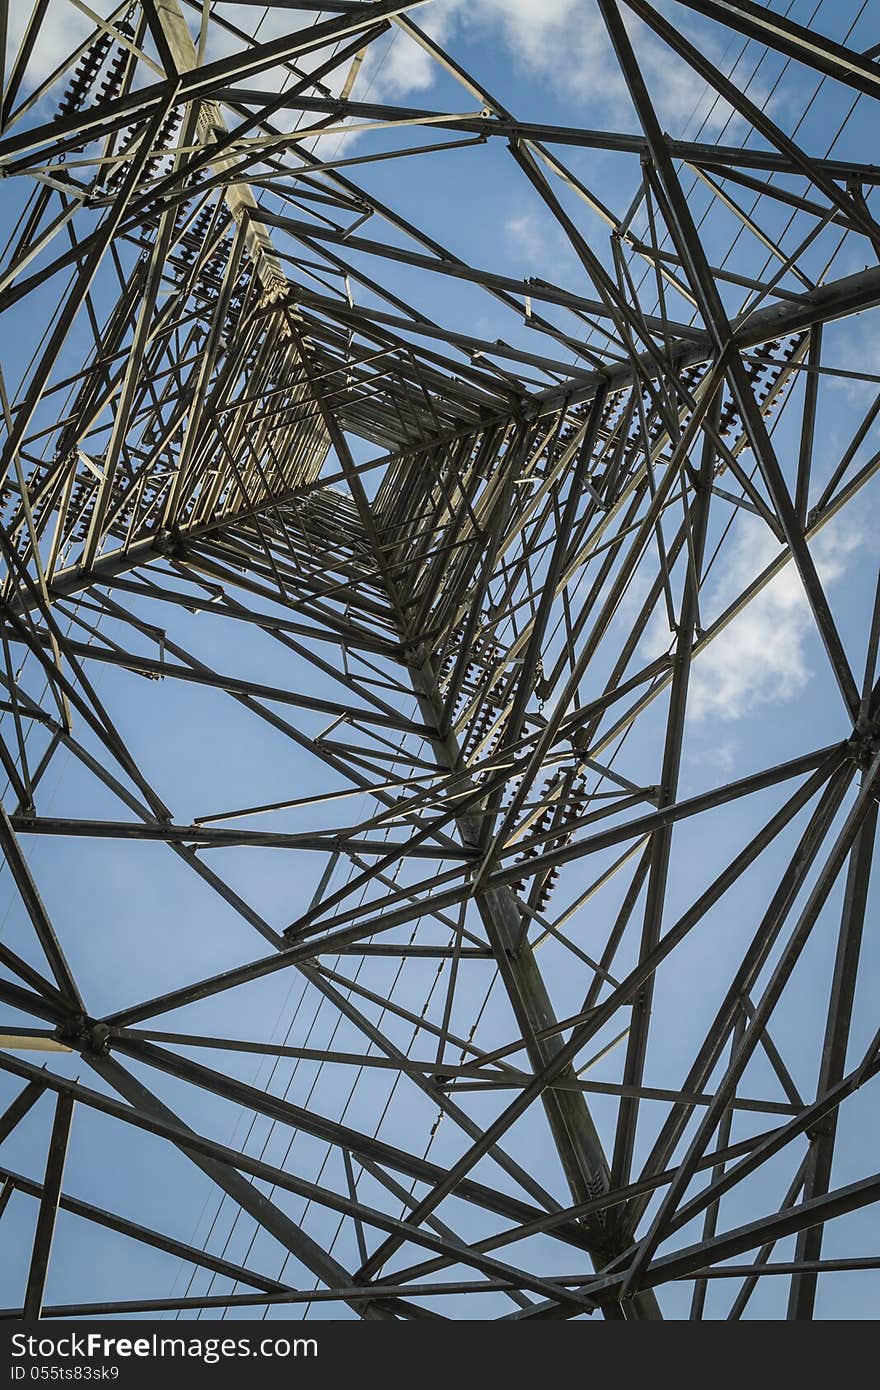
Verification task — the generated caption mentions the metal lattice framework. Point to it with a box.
[0,0,879,1321]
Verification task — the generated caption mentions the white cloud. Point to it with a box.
[685,517,863,722]
[5,0,92,100]
[505,213,542,258]
[348,3,456,105]
[367,29,437,98]
[7,1,744,164]
[354,0,737,137]
[504,209,578,275]
[687,738,737,776]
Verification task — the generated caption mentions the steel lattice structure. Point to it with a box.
[0,0,879,1322]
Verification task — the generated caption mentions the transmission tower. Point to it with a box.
[0,0,879,1321]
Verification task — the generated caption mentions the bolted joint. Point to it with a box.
[54,1014,87,1046]
[82,1022,112,1057]
[848,722,880,773]
[54,1017,111,1057]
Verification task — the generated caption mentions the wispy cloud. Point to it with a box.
[503,209,580,277]
[9,2,742,160]
[505,213,544,260]
[5,0,92,101]
[686,517,863,722]
[356,0,738,137]
[687,738,737,776]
